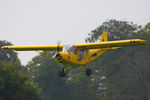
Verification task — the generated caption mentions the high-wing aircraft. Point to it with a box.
[2,31,147,76]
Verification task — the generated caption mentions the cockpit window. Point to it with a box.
[63,45,87,56]
[74,47,78,54]
[67,46,74,53]
[63,45,75,53]
[79,49,87,56]
[63,45,73,52]
[78,49,88,61]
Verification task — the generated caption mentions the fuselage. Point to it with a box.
[53,48,107,66]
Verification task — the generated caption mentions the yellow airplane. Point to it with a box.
[2,31,147,76]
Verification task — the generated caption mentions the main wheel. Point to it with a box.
[86,68,92,76]
[59,67,67,77]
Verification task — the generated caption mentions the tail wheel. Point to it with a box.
[59,67,67,77]
[86,68,92,76]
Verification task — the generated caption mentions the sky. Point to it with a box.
[0,0,150,65]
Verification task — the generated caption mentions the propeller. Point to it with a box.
[51,40,62,59]
[57,40,61,53]
[56,40,61,57]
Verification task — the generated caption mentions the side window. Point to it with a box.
[78,49,87,61]
[74,47,78,54]
[80,49,87,56]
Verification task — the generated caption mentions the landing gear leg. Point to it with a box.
[59,66,67,77]
[86,68,92,76]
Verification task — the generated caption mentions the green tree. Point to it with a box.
[85,19,141,42]
[0,62,42,100]
[27,51,102,100]
[0,41,18,63]
[68,66,103,100]
[0,40,42,100]
[27,51,73,100]
[85,19,150,100]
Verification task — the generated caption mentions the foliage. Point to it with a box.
[85,20,150,100]
[0,41,18,63]
[27,51,103,100]
[85,19,141,42]
[0,41,42,100]
[0,62,41,100]
[27,51,72,100]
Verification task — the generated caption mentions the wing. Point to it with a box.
[74,39,147,49]
[2,45,64,51]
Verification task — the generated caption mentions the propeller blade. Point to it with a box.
[57,40,61,53]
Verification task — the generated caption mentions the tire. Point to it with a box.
[58,67,66,77]
[86,68,92,76]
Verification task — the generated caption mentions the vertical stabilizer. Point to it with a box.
[100,31,108,42]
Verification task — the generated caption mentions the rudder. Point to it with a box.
[100,31,108,42]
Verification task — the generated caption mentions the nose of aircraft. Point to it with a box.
[55,53,61,57]
[54,52,62,61]
[52,53,61,59]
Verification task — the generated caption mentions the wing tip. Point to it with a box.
[1,46,8,49]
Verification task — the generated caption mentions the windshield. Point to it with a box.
[67,46,74,53]
[63,45,74,52]
[63,45,78,54]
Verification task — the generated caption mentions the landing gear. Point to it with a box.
[59,66,67,77]
[86,68,92,76]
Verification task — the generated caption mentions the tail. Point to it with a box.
[100,31,108,42]
[100,31,119,50]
